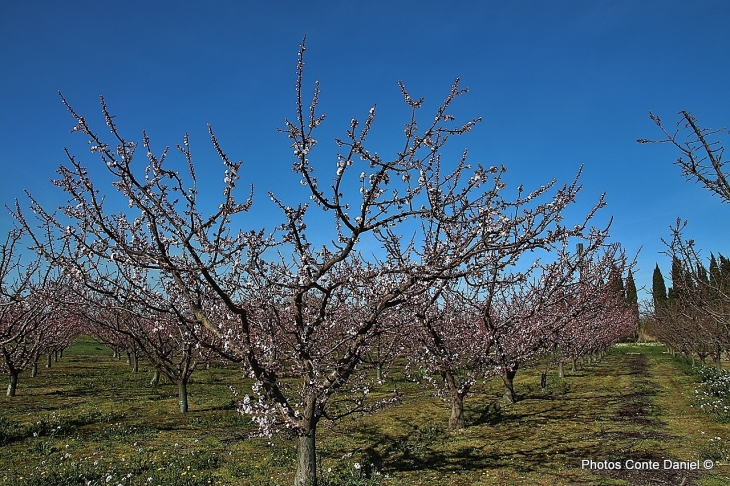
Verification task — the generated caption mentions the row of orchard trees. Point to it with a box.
[650,226,730,367]
[0,229,79,397]
[6,41,637,486]
[406,243,636,430]
[641,110,730,369]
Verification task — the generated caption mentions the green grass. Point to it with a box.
[1,339,728,485]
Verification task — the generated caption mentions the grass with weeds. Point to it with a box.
[0,338,728,485]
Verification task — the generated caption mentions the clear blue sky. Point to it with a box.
[1,1,728,304]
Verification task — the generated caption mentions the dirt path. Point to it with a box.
[588,353,728,486]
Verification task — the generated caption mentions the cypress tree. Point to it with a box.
[696,262,711,306]
[625,269,639,316]
[697,263,709,285]
[709,254,720,288]
[652,264,668,310]
[669,256,691,302]
[707,253,721,304]
[719,254,730,294]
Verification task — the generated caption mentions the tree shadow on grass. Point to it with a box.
[348,417,703,485]
[347,417,626,481]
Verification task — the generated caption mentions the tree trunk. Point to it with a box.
[46,353,52,368]
[558,361,564,378]
[501,366,518,404]
[132,353,139,373]
[449,393,465,431]
[716,350,723,370]
[571,358,577,372]
[295,434,317,486]
[150,368,160,386]
[376,362,383,382]
[178,379,189,413]
[54,350,59,362]
[540,361,551,389]
[126,350,132,366]
[7,371,18,397]
[31,361,38,378]
[295,395,319,486]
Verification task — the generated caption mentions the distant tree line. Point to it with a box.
[641,110,729,368]
[650,244,730,367]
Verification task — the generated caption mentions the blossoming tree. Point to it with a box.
[25,39,635,485]
[0,228,76,396]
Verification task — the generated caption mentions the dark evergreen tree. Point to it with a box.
[625,269,639,316]
[709,254,720,287]
[719,254,730,294]
[652,264,668,310]
[697,263,709,284]
[707,253,722,304]
[669,256,692,303]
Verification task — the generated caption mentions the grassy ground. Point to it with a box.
[0,340,728,485]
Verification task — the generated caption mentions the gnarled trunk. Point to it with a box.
[294,395,319,486]
[150,368,160,386]
[7,370,18,397]
[178,379,189,413]
[501,366,518,404]
[449,393,465,431]
[295,434,317,486]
